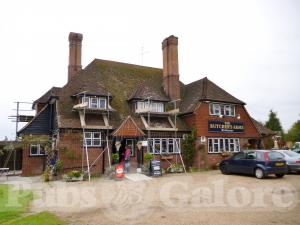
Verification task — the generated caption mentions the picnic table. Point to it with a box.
[0,168,9,180]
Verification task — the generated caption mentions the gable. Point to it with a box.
[18,104,53,136]
[112,116,145,137]
[181,77,245,113]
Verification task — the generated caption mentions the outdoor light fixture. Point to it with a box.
[237,114,241,119]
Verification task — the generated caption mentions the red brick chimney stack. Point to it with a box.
[162,35,180,101]
[68,32,83,82]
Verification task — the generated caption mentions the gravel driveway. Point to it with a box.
[4,171,300,225]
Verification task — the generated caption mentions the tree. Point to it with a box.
[265,110,283,133]
[286,120,300,142]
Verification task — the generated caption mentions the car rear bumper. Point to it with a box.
[288,164,300,172]
[265,167,288,175]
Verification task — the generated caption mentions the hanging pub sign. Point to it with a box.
[208,121,244,133]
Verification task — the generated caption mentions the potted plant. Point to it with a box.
[143,152,153,173]
[53,160,63,177]
[167,163,184,173]
[112,153,119,164]
[64,170,82,182]
[221,151,232,158]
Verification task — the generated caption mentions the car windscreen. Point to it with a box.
[284,151,300,158]
[268,151,284,160]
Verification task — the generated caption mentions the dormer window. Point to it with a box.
[209,103,235,117]
[82,97,107,109]
[136,101,164,113]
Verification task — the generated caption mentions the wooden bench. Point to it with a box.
[0,168,9,180]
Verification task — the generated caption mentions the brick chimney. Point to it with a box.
[162,35,180,101]
[68,32,83,82]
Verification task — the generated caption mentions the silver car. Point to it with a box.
[273,150,300,174]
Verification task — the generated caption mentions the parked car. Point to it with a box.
[292,148,300,154]
[292,142,300,149]
[272,150,300,174]
[220,150,288,179]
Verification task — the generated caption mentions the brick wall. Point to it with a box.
[183,102,261,168]
[193,103,260,138]
[59,130,105,175]
[22,146,46,176]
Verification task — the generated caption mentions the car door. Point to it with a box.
[243,151,257,174]
[229,151,246,173]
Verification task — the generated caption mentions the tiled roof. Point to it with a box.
[56,59,190,131]
[128,82,169,102]
[180,77,245,113]
[31,60,247,133]
[251,118,276,136]
[33,87,61,106]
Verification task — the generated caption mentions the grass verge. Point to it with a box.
[0,184,65,225]
[3,211,65,225]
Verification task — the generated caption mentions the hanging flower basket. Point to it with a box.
[221,151,232,158]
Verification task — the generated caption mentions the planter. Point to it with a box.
[63,174,83,182]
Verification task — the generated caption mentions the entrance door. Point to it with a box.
[126,139,135,157]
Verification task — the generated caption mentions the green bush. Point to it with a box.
[53,160,63,175]
[167,163,184,173]
[182,128,197,168]
[144,152,153,162]
[112,153,119,164]
[67,170,81,178]
[43,167,51,182]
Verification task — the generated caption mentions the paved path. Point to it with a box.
[125,173,152,182]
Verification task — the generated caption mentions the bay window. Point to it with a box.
[81,97,107,109]
[136,101,164,113]
[208,138,240,153]
[148,138,181,154]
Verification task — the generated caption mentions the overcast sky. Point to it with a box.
[0,0,299,140]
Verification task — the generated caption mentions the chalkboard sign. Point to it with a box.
[149,160,162,177]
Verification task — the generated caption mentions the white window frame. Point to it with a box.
[30,144,46,156]
[209,103,235,117]
[208,138,240,153]
[84,132,102,147]
[99,98,107,109]
[147,138,181,154]
[136,101,164,113]
[81,97,107,110]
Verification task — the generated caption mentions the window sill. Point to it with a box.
[83,146,103,148]
[29,154,46,157]
[208,151,239,154]
[150,153,181,155]
[209,114,236,118]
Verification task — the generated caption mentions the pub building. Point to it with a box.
[17,33,273,176]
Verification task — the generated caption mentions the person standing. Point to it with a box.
[124,145,131,173]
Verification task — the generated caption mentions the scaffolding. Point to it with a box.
[138,97,186,173]
[73,91,112,181]
[5,101,34,174]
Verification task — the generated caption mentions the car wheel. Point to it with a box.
[220,165,228,174]
[275,174,284,178]
[255,168,265,179]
